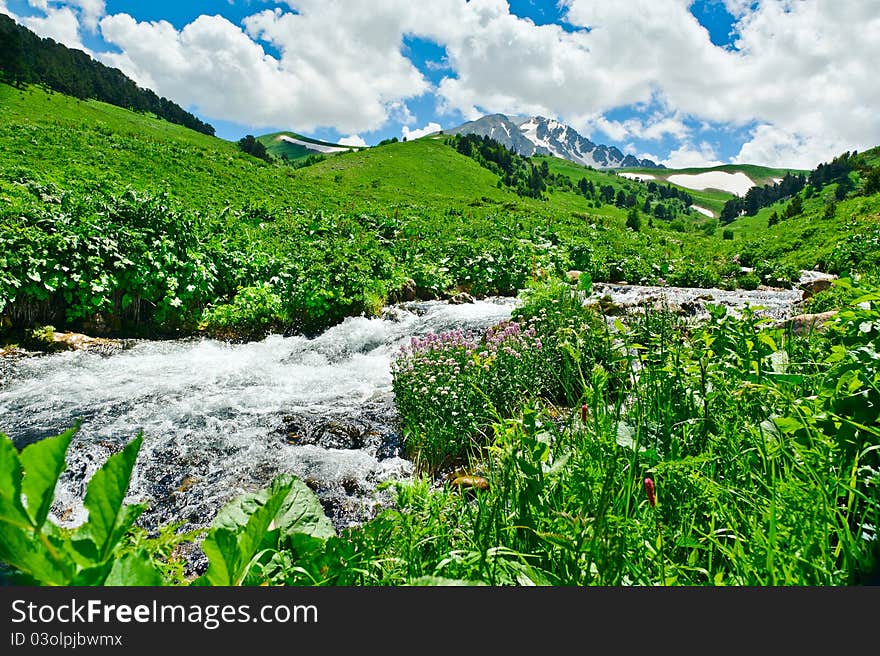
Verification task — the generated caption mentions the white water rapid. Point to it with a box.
[0,299,517,544]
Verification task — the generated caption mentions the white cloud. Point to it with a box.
[663,142,724,169]
[0,1,12,16]
[23,0,104,32]
[338,134,367,147]
[67,0,106,32]
[96,4,429,134]
[402,122,442,140]
[732,124,844,170]
[558,0,880,166]
[592,109,690,143]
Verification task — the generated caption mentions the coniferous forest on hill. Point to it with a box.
[0,15,879,588]
[0,13,215,136]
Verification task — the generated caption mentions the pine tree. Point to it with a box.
[626,207,642,231]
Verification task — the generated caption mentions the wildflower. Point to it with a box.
[644,478,656,507]
[580,404,588,423]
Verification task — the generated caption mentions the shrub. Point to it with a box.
[737,272,761,290]
[199,282,288,340]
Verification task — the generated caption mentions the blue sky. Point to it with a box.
[3,1,878,168]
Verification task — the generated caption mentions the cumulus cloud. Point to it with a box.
[338,134,367,147]
[559,0,880,166]
[67,0,105,32]
[592,110,691,143]
[663,142,724,169]
[402,122,442,140]
[96,4,429,133]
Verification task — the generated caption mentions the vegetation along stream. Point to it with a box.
[0,283,809,543]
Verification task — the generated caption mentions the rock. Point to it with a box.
[680,300,702,316]
[798,278,834,298]
[277,401,401,457]
[450,475,490,491]
[449,292,475,305]
[52,332,123,355]
[176,476,198,493]
[389,278,418,303]
[566,270,582,283]
[776,311,838,335]
[596,295,625,316]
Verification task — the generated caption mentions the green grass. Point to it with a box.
[1,81,877,339]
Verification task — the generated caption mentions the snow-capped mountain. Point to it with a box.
[446,114,663,169]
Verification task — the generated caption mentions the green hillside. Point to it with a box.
[1,81,879,341]
[618,163,809,216]
[257,131,360,162]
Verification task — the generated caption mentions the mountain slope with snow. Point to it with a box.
[446,114,662,169]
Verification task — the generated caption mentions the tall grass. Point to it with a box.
[313,279,879,586]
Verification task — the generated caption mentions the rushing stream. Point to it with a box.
[0,280,814,557]
[0,299,517,542]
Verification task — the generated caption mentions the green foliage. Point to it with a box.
[332,285,879,586]
[737,271,762,290]
[0,14,214,135]
[196,475,335,586]
[199,283,288,340]
[392,280,613,473]
[237,135,271,162]
[0,429,164,585]
[865,167,880,196]
[626,206,642,231]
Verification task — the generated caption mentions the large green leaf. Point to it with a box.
[77,435,144,560]
[20,428,76,529]
[274,477,336,541]
[198,476,295,586]
[0,523,73,585]
[105,551,164,586]
[0,434,29,528]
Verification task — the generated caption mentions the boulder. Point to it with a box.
[52,332,123,354]
[449,292,475,305]
[799,278,834,298]
[775,311,838,335]
[566,270,582,283]
[389,278,418,303]
[450,475,490,491]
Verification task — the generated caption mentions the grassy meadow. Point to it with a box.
[1,81,879,587]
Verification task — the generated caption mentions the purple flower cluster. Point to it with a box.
[486,321,543,353]
[392,320,547,380]
[404,329,478,356]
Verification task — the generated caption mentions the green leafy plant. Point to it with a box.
[0,428,163,585]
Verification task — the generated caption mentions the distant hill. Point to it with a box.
[618,163,809,217]
[446,114,662,169]
[0,13,214,136]
[1,80,878,338]
[256,131,361,162]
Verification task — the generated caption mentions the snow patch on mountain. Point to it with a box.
[667,172,755,196]
[446,114,663,170]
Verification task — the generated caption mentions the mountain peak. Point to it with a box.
[447,114,662,169]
